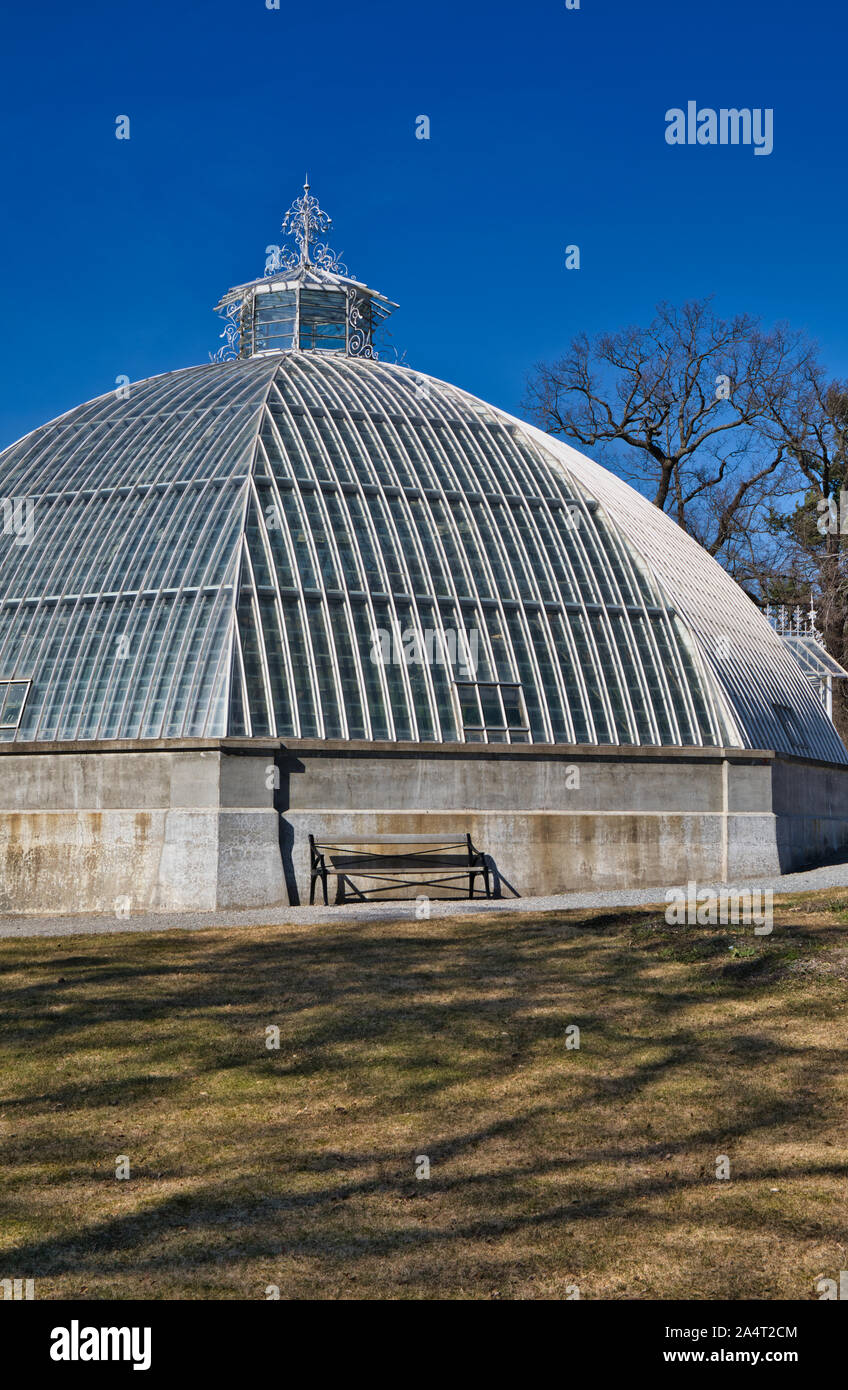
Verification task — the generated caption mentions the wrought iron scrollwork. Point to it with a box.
[347,293,375,359]
[210,301,242,362]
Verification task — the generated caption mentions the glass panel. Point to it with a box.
[479,684,504,728]
[387,497,428,594]
[673,616,719,745]
[395,597,436,741]
[0,681,27,727]
[512,507,557,602]
[550,612,591,744]
[299,290,346,347]
[279,489,317,588]
[323,493,363,590]
[266,402,314,483]
[505,610,546,740]
[185,600,232,737]
[164,594,215,737]
[253,290,297,353]
[310,414,354,484]
[305,598,343,738]
[456,683,482,730]
[346,493,386,591]
[483,609,515,683]
[415,598,458,741]
[364,493,407,595]
[407,496,450,598]
[73,599,123,739]
[568,611,610,742]
[534,506,578,603]
[327,600,366,739]
[282,598,318,737]
[237,591,271,737]
[350,598,389,739]
[140,597,196,739]
[611,612,653,744]
[526,609,569,742]
[245,497,275,589]
[652,615,696,744]
[303,494,340,590]
[121,596,173,739]
[588,612,633,744]
[228,640,249,736]
[97,597,153,739]
[430,500,472,598]
[255,480,296,588]
[255,594,294,737]
[630,613,674,744]
[372,598,413,740]
[501,685,527,732]
[449,501,494,599]
[468,502,514,599]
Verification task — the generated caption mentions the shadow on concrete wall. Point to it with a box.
[273,754,304,907]
[774,809,848,875]
[488,857,519,899]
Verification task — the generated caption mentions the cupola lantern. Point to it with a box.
[212,179,397,362]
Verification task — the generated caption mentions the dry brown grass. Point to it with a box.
[1,891,847,1300]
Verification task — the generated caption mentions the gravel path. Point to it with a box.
[2,859,848,937]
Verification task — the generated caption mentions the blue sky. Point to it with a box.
[1,0,845,447]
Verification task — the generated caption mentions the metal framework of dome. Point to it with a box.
[0,186,845,765]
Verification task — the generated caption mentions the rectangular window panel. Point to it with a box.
[0,680,29,729]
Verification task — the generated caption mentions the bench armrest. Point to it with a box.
[466,833,486,866]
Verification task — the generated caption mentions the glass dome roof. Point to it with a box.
[0,351,843,761]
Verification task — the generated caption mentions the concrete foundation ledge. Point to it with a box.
[0,741,847,912]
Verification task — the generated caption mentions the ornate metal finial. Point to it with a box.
[264,179,348,277]
[765,598,825,643]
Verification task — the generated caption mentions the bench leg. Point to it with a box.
[322,871,329,906]
[309,873,316,906]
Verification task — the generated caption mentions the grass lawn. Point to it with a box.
[1,892,847,1300]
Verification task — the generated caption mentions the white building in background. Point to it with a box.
[765,604,848,721]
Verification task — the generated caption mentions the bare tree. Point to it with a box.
[523,298,813,575]
[763,370,848,739]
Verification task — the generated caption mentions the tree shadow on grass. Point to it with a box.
[1,913,846,1292]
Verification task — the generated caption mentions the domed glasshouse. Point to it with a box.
[2,184,848,913]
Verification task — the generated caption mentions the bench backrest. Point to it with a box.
[312,834,468,849]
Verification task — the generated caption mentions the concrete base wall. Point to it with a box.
[0,746,286,914]
[0,739,847,912]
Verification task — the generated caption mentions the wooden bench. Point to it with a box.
[308,832,491,905]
